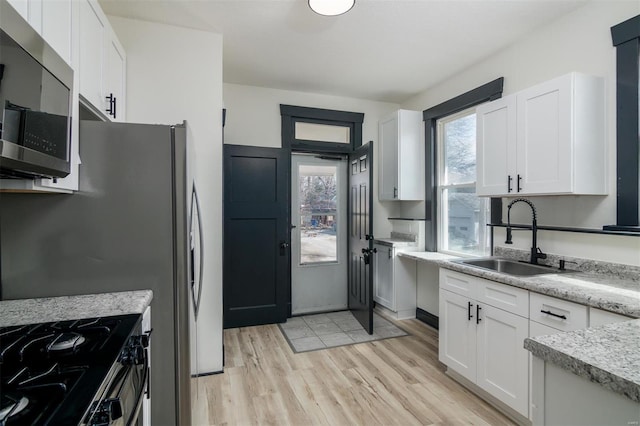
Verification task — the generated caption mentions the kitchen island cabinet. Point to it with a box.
[527,320,640,426]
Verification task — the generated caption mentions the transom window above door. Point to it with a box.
[295,122,351,144]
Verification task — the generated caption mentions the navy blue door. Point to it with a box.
[223,145,289,328]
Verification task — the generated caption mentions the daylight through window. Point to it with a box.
[437,108,490,256]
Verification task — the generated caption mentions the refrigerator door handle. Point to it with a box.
[190,183,204,319]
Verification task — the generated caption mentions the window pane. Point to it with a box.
[441,187,489,256]
[295,122,350,144]
[299,165,338,264]
[443,114,476,184]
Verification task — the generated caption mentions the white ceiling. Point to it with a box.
[100,0,590,104]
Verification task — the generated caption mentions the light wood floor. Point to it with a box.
[191,318,515,426]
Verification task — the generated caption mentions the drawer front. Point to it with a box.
[589,307,632,327]
[477,280,529,317]
[439,269,478,299]
[529,293,587,331]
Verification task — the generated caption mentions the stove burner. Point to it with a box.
[0,394,29,422]
[48,332,86,352]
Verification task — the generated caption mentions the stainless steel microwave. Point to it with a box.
[0,1,73,179]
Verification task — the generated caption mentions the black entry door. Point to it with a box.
[348,142,374,334]
[223,144,289,328]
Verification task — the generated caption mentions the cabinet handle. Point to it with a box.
[517,174,522,192]
[388,248,392,259]
[105,93,114,117]
[468,302,473,321]
[507,175,513,193]
[113,97,117,119]
[540,309,567,320]
[393,187,397,199]
[476,305,482,324]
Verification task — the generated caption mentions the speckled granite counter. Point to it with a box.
[397,251,459,262]
[525,320,640,402]
[374,237,419,247]
[0,290,153,326]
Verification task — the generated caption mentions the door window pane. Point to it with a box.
[443,114,476,184]
[298,165,338,264]
[295,122,350,144]
[441,187,489,256]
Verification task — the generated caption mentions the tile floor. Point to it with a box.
[278,310,408,353]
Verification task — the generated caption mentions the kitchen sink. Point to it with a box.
[453,258,562,276]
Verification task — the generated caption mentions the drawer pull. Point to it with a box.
[541,309,567,320]
[468,302,474,321]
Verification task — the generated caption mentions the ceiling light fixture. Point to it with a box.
[308,0,355,16]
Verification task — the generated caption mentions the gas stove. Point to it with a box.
[0,314,148,425]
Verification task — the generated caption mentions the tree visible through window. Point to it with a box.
[437,108,490,256]
[298,165,339,263]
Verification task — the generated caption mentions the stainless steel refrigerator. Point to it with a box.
[0,120,203,425]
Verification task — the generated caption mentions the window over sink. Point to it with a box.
[436,108,490,256]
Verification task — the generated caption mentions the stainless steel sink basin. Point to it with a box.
[453,258,561,276]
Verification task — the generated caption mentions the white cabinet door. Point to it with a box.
[439,289,477,383]
[79,0,106,112]
[379,114,399,200]
[476,95,516,196]
[105,36,126,122]
[476,304,529,417]
[378,110,423,201]
[374,244,394,310]
[516,74,572,194]
[42,0,72,65]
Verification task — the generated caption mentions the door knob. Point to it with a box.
[279,241,289,256]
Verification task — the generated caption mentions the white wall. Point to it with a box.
[109,16,224,378]
[223,83,404,238]
[401,0,640,266]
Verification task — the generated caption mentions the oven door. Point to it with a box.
[87,353,148,426]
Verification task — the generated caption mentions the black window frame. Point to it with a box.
[605,15,640,231]
[422,78,504,251]
[280,105,364,154]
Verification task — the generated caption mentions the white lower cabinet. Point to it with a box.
[439,269,529,417]
[476,304,529,416]
[589,307,631,327]
[373,244,417,319]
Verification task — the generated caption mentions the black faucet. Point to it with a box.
[505,198,547,265]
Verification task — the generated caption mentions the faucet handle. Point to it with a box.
[559,259,578,270]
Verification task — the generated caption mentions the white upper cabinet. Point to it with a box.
[79,0,126,122]
[477,73,605,197]
[42,0,73,65]
[79,0,105,112]
[105,36,126,122]
[379,110,424,201]
[6,0,72,65]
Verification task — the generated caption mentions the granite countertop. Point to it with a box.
[397,251,460,262]
[524,320,640,402]
[374,231,420,248]
[374,237,418,248]
[0,290,153,327]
